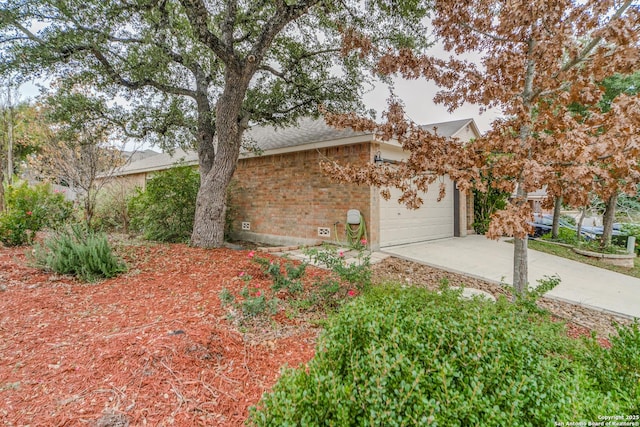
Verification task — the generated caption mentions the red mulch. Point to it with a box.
[562,319,612,348]
[0,244,324,426]
[0,242,614,426]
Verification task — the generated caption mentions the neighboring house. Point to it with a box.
[111,117,480,250]
[526,187,549,213]
[25,148,160,202]
[510,186,554,214]
[121,149,161,163]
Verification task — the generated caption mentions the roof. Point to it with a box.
[113,149,198,176]
[114,117,477,177]
[122,149,161,163]
[245,117,367,151]
[421,118,477,138]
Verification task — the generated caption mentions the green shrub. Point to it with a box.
[128,165,200,242]
[31,225,127,282]
[253,255,306,294]
[473,185,508,235]
[0,212,30,247]
[92,186,135,232]
[560,214,577,226]
[249,286,638,426]
[541,226,578,245]
[240,292,278,317]
[219,285,279,320]
[578,239,627,254]
[0,182,73,246]
[304,245,371,290]
[620,223,640,254]
[576,321,640,414]
[515,274,561,314]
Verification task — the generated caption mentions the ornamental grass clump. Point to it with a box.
[249,286,640,426]
[31,225,127,282]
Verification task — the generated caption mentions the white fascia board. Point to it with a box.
[376,138,402,148]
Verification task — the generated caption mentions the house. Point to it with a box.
[111,117,480,250]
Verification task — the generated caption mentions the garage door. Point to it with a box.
[379,178,455,247]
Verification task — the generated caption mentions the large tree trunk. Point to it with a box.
[600,192,618,249]
[190,75,248,248]
[551,195,562,239]
[191,171,232,247]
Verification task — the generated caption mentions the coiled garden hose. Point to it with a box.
[345,214,367,247]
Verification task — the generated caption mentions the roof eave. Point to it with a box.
[240,133,375,159]
[106,159,199,178]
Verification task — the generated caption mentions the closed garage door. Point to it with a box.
[379,177,455,247]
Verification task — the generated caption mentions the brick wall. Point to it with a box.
[230,143,373,246]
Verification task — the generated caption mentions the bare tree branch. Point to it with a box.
[91,49,198,99]
[559,0,634,74]
[258,64,291,82]
[178,0,239,69]
[246,0,321,71]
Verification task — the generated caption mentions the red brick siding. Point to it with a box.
[230,143,372,245]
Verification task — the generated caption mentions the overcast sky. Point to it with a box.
[363,77,501,134]
[16,39,502,136]
[19,78,501,135]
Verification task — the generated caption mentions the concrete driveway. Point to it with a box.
[382,235,640,319]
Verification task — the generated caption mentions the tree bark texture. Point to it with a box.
[551,195,562,239]
[601,192,618,249]
[511,37,536,296]
[190,75,250,248]
[577,207,586,242]
[513,179,529,296]
[513,235,529,296]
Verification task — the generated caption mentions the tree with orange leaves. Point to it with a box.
[323,0,640,295]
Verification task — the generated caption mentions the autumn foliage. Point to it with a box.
[323,0,640,292]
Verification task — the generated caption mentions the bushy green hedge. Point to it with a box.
[621,223,640,254]
[128,165,200,243]
[31,225,127,282]
[249,286,640,426]
[0,182,73,246]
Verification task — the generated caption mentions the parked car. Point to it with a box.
[528,213,622,240]
[529,214,567,238]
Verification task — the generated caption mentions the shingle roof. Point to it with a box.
[115,117,476,176]
[245,117,367,151]
[122,149,161,163]
[114,149,198,176]
[420,118,475,137]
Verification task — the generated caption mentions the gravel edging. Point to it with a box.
[372,257,634,337]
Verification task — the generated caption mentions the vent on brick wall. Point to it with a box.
[318,227,330,237]
[242,222,251,231]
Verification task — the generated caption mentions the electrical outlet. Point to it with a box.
[242,222,250,231]
[318,227,330,237]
